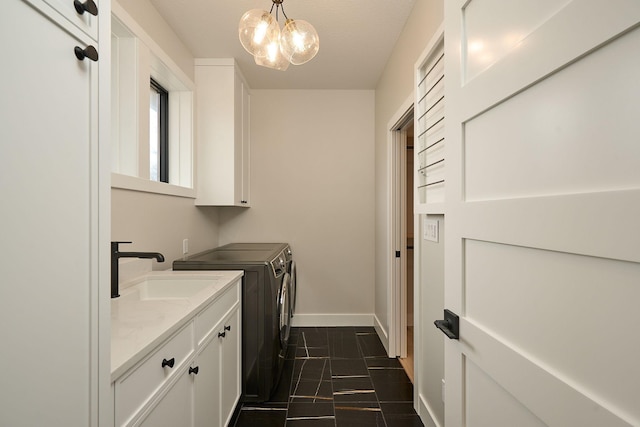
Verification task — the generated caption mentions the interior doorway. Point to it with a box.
[389,102,415,382]
[399,122,414,381]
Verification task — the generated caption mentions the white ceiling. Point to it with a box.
[148,0,417,89]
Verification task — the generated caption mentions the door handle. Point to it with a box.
[434,309,459,340]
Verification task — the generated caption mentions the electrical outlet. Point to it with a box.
[182,238,189,255]
[424,218,439,242]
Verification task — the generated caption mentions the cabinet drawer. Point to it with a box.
[195,281,240,345]
[42,0,99,40]
[115,323,194,426]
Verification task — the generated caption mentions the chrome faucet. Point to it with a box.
[111,241,165,298]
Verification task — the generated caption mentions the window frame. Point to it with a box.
[150,77,169,183]
[110,8,195,199]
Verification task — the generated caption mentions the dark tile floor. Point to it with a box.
[232,327,424,427]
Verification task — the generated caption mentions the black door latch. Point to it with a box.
[434,309,459,340]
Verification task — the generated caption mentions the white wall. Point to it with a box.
[217,90,376,325]
[374,0,443,342]
[112,189,219,267]
[112,0,219,266]
[113,0,194,81]
[373,0,444,425]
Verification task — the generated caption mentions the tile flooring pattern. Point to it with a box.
[232,327,424,427]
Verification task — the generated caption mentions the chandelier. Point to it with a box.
[238,0,319,71]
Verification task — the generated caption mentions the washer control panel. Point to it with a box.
[270,251,288,277]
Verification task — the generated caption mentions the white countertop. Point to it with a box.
[111,270,243,380]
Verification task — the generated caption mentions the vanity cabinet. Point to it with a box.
[194,59,250,207]
[2,0,109,425]
[194,309,241,427]
[138,369,193,427]
[113,280,241,427]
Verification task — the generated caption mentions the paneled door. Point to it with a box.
[443,1,640,426]
[1,1,104,426]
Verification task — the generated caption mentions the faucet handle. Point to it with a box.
[111,241,132,252]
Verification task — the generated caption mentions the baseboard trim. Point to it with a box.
[291,313,374,327]
[418,392,442,427]
[373,314,389,355]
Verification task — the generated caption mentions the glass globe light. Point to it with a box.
[280,19,319,65]
[238,9,280,58]
[254,39,290,71]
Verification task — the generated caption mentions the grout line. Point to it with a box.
[239,327,419,427]
[291,357,307,407]
[328,329,337,427]
[334,406,382,412]
[331,375,370,381]
[241,407,288,411]
[314,360,328,403]
[286,416,336,421]
[333,390,376,395]
[354,327,389,427]
[302,331,310,358]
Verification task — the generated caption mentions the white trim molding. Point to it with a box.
[112,173,196,198]
[386,93,415,359]
[374,314,390,355]
[291,313,374,328]
[418,392,443,427]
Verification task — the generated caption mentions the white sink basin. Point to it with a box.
[125,276,225,301]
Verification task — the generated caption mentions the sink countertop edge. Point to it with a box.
[110,270,244,381]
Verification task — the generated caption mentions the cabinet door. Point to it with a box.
[194,307,241,427]
[138,369,193,427]
[240,81,250,206]
[233,74,244,205]
[42,0,99,40]
[220,309,241,427]
[0,2,98,425]
[194,62,251,207]
[193,334,222,427]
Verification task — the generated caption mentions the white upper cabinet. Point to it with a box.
[195,59,251,207]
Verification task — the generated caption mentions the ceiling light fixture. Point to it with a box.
[238,0,319,71]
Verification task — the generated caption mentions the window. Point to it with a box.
[150,78,168,183]
[110,12,195,198]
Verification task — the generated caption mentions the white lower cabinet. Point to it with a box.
[194,333,222,427]
[114,281,241,427]
[194,309,241,427]
[220,309,241,426]
[138,369,193,427]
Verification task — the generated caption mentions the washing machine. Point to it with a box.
[283,247,296,317]
[172,243,293,402]
[223,243,297,318]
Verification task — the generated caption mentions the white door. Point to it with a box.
[443,1,640,426]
